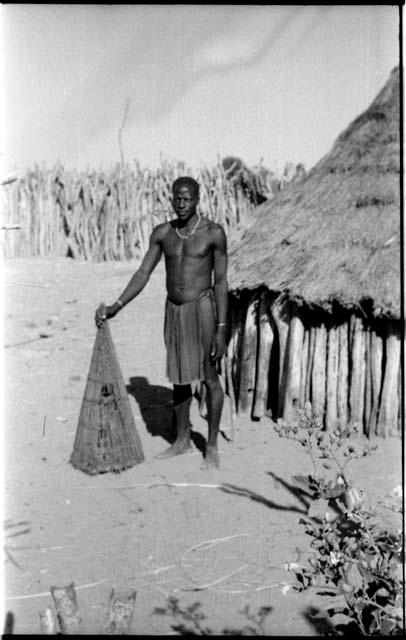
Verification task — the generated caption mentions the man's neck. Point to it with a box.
[177,212,199,230]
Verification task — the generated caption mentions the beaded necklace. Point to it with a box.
[175,214,201,239]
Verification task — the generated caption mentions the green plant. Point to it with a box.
[153,596,272,635]
[275,404,404,636]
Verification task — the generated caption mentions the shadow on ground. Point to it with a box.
[267,471,312,511]
[219,482,308,515]
[126,376,206,455]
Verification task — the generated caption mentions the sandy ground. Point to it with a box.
[2,257,402,635]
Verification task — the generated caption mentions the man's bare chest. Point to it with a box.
[162,231,212,260]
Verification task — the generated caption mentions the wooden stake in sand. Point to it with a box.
[39,607,57,635]
[50,583,81,634]
[103,588,137,635]
[70,308,144,474]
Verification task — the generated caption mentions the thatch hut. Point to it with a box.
[227,66,401,437]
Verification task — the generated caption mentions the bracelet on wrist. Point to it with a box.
[217,322,226,327]
[116,298,124,309]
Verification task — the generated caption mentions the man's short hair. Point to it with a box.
[172,176,200,198]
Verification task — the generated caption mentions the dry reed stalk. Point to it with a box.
[311,322,327,421]
[270,297,292,417]
[376,321,400,436]
[282,307,305,421]
[326,324,339,431]
[238,294,259,416]
[3,159,260,260]
[337,322,349,429]
[252,291,274,419]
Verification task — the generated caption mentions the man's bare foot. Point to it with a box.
[201,445,220,470]
[155,440,192,460]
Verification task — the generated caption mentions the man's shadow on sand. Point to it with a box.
[126,376,206,455]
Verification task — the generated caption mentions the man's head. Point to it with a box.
[171,177,200,223]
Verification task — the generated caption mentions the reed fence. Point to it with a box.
[1,158,283,261]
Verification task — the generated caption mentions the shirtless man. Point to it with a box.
[95,177,228,469]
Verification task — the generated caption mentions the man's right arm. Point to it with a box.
[96,225,165,324]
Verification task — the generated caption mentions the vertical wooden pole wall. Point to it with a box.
[227,290,401,437]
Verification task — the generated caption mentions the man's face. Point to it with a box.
[172,185,198,222]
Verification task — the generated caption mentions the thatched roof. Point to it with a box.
[229,66,401,319]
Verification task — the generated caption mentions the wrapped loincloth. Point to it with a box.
[164,289,215,385]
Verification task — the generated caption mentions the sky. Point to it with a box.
[2,4,401,175]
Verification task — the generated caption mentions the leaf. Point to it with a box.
[344,563,363,589]
[380,616,397,635]
[307,498,329,519]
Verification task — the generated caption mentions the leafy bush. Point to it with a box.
[275,404,404,636]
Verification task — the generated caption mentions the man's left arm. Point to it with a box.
[211,225,228,362]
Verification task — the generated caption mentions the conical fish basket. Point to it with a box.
[70,320,144,474]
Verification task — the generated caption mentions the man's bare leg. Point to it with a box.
[202,373,224,469]
[155,384,193,459]
[200,294,224,470]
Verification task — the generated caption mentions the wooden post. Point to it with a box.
[376,321,400,437]
[349,316,366,432]
[50,583,81,634]
[230,299,246,410]
[398,363,402,434]
[370,327,384,435]
[282,308,305,422]
[311,322,327,421]
[103,588,137,635]
[305,326,316,407]
[238,294,258,416]
[224,352,236,440]
[364,328,372,436]
[270,297,292,417]
[299,329,310,408]
[326,324,339,431]
[337,322,349,430]
[227,301,241,414]
[39,607,57,635]
[252,291,274,419]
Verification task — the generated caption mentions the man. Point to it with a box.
[95,177,228,469]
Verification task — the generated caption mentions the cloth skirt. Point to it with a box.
[164,290,214,385]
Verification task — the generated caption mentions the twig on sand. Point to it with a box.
[182,533,249,555]
[5,578,109,602]
[127,565,177,580]
[179,564,250,592]
[180,533,249,583]
[4,281,50,288]
[209,581,289,595]
[73,482,224,490]
[4,546,24,571]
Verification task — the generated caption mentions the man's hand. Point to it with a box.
[94,302,120,328]
[210,328,227,363]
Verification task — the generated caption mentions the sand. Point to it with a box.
[3,257,402,635]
